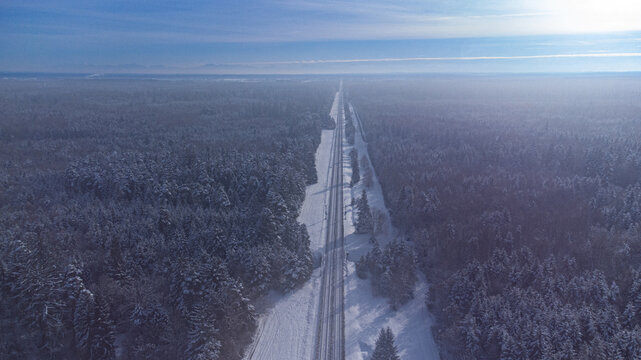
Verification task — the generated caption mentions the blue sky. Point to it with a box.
[2,0,641,73]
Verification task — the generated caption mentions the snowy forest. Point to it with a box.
[349,76,641,359]
[0,79,335,359]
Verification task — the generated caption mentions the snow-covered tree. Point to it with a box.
[356,190,373,234]
[185,305,221,360]
[371,327,400,360]
[90,294,115,360]
[350,148,360,186]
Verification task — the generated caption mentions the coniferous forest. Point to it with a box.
[3,75,641,360]
[0,79,335,359]
[348,76,641,359]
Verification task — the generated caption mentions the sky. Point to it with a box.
[1,0,641,74]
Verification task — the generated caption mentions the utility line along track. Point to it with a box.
[315,84,345,360]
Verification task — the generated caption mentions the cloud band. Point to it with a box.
[239,52,641,66]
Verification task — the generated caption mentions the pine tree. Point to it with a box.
[267,189,289,221]
[500,330,521,360]
[90,294,115,360]
[350,148,360,186]
[106,236,130,285]
[368,240,383,277]
[371,327,401,360]
[356,190,372,234]
[185,305,221,360]
[257,207,281,243]
[73,289,115,359]
[73,289,93,358]
[385,241,417,308]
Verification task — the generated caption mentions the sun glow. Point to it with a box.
[540,0,641,33]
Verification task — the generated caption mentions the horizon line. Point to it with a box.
[2,70,641,78]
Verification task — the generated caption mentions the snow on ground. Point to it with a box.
[244,91,340,360]
[244,89,439,360]
[343,103,440,360]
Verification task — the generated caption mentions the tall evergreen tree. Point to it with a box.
[90,294,115,360]
[73,289,115,359]
[371,327,400,360]
[73,289,93,358]
[356,190,373,234]
[185,305,221,360]
[350,148,360,186]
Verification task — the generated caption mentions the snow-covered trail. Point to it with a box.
[244,90,342,360]
[343,102,440,360]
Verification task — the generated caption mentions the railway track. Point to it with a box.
[314,83,345,360]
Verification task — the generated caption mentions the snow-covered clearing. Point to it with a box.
[343,103,440,360]
[244,91,341,360]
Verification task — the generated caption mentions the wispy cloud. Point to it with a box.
[3,0,641,45]
[236,52,641,65]
[2,0,641,72]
